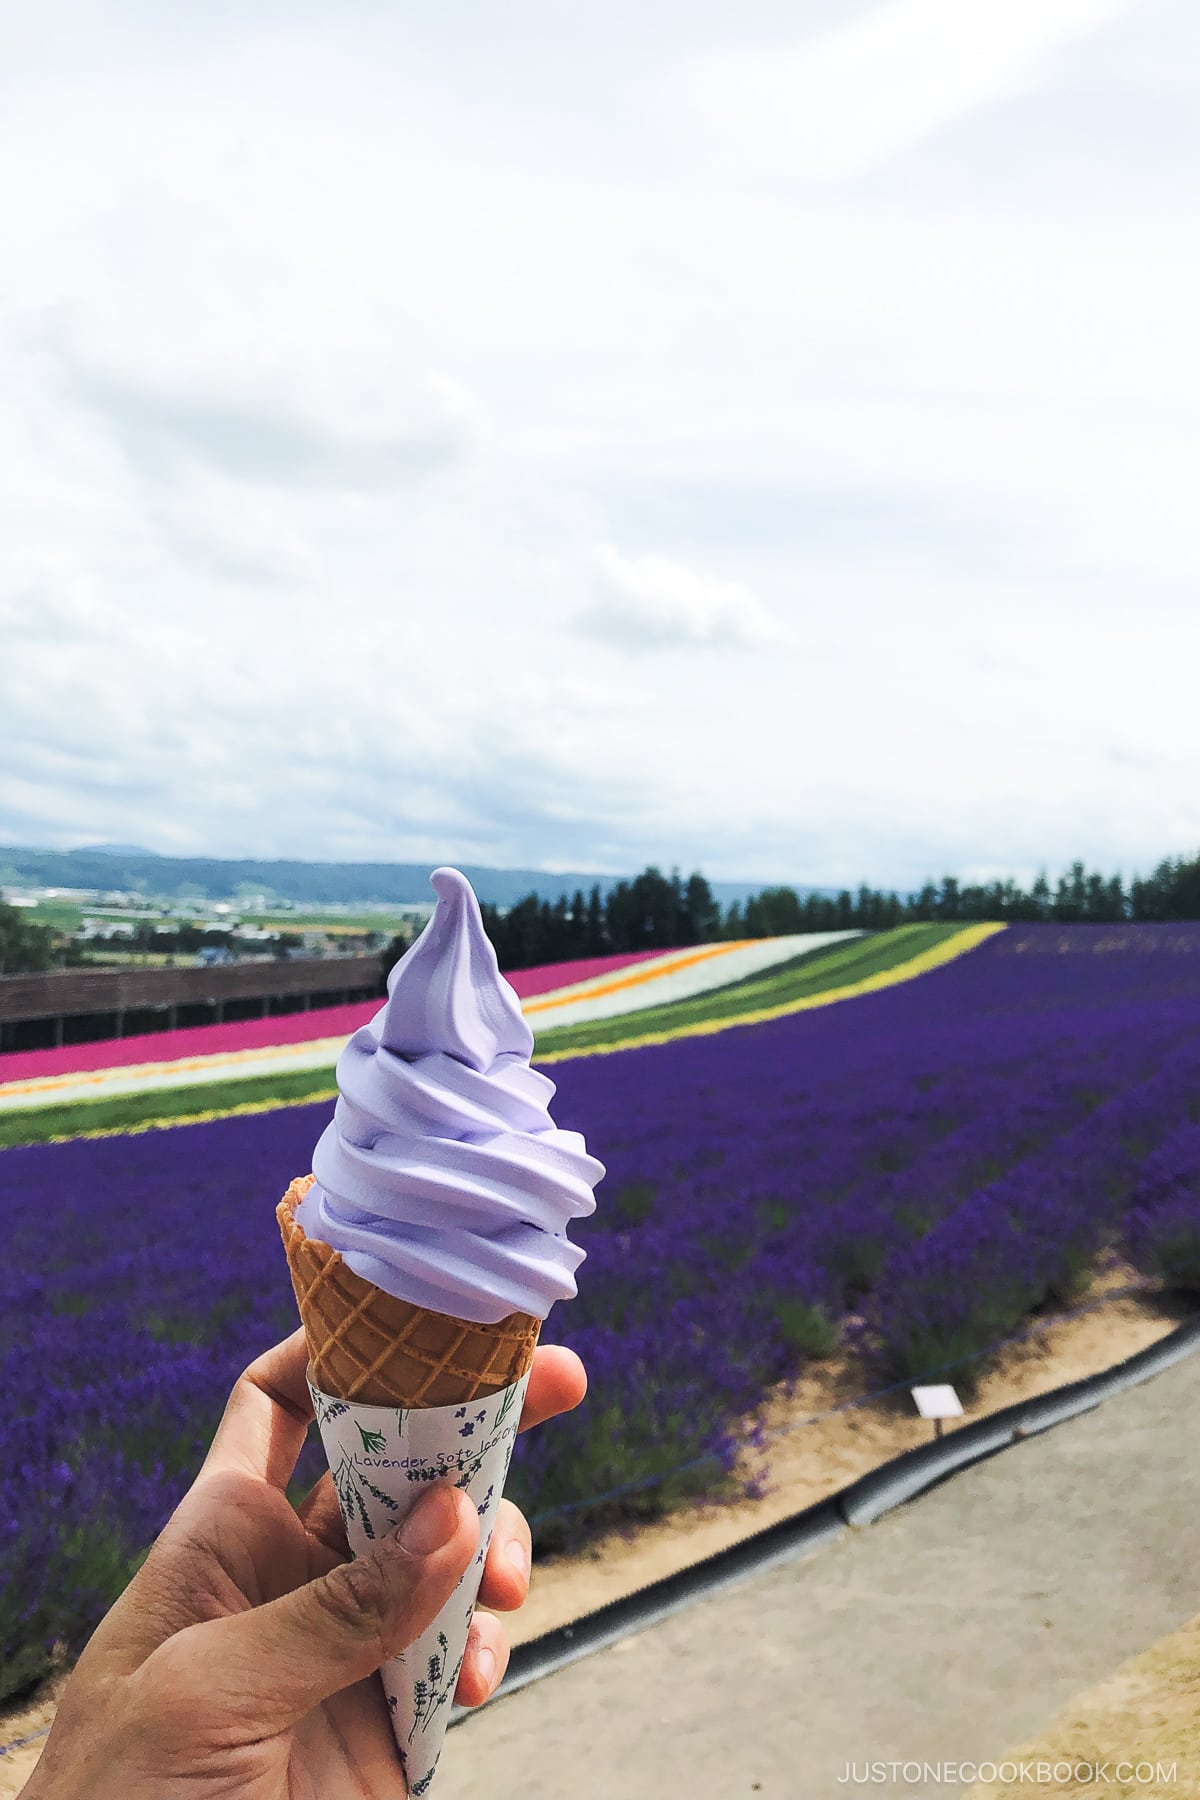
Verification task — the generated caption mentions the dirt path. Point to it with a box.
[446,1337,1200,1800]
[1,1272,1190,1797]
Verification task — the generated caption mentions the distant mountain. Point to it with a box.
[0,846,832,909]
[81,843,158,856]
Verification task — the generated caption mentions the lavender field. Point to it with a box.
[3,924,1200,1698]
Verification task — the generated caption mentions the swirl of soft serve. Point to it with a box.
[297,867,604,1323]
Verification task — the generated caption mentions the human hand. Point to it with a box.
[22,1329,585,1800]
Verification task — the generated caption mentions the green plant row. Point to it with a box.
[531,923,970,1058]
[0,1069,338,1149]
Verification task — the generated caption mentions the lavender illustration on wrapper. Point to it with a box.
[306,1372,531,1794]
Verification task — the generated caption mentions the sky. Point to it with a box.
[2,0,1198,891]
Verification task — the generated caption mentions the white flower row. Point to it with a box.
[523,933,860,1031]
[0,932,861,1110]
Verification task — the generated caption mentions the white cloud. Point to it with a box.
[0,552,110,644]
[44,326,477,494]
[683,0,1136,180]
[145,470,316,588]
[0,2,1198,888]
[581,543,781,649]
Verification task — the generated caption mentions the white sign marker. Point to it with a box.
[911,1384,964,1420]
[911,1384,964,1438]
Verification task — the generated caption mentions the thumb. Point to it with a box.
[153,1485,479,1738]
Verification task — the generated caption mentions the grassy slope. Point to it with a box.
[26,900,85,931]
[0,925,986,1147]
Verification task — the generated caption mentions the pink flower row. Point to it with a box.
[0,949,668,1083]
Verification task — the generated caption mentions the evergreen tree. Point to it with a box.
[1131,852,1200,920]
[570,889,587,952]
[380,931,410,986]
[684,871,720,943]
[0,900,57,975]
[912,882,939,921]
[604,866,683,951]
[800,893,829,931]
[1055,861,1088,921]
[586,885,606,953]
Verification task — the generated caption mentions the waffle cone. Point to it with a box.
[278,1176,540,1407]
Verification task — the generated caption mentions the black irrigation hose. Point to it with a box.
[523,1278,1160,1533]
[450,1311,1200,1729]
[451,1501,850,1725]
[838,1310,1200,1526]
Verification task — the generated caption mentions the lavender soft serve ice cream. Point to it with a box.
[295,867,604,1323]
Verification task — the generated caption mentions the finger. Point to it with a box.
[140,1485,480,1740]
[296,1471,349,1559]
[202,1328,314,1491]
[202,1337,581,1497]
[454,1609,510,1709]
[477,1499,531,1613]
[291,1348,582,1560]
[519,1345,586,1435]
[293,1346,579,1576]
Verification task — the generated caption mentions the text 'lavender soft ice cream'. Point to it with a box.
[296,867,604,1324]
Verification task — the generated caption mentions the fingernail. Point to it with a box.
[399,1486,460,1555]
[476,1645,498,1693]
[505,1538,529,1582]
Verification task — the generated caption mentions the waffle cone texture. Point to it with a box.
[278,1176,540,1407]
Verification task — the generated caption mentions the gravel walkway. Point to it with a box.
[443,1349,1200,1800]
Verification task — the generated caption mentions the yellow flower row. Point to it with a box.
[30,1089,339,1146]
[535,922,1005,1063]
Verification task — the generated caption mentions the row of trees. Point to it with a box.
[4,851,1199,978]
[80,922,306,958]
[481,851,1200,970]
[479,869,720,970]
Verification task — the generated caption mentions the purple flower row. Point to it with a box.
[2,923,1199,1696]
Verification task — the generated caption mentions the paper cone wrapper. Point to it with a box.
[309,1368,530,1796]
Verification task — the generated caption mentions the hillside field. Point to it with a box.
[2,923,1199,1701]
